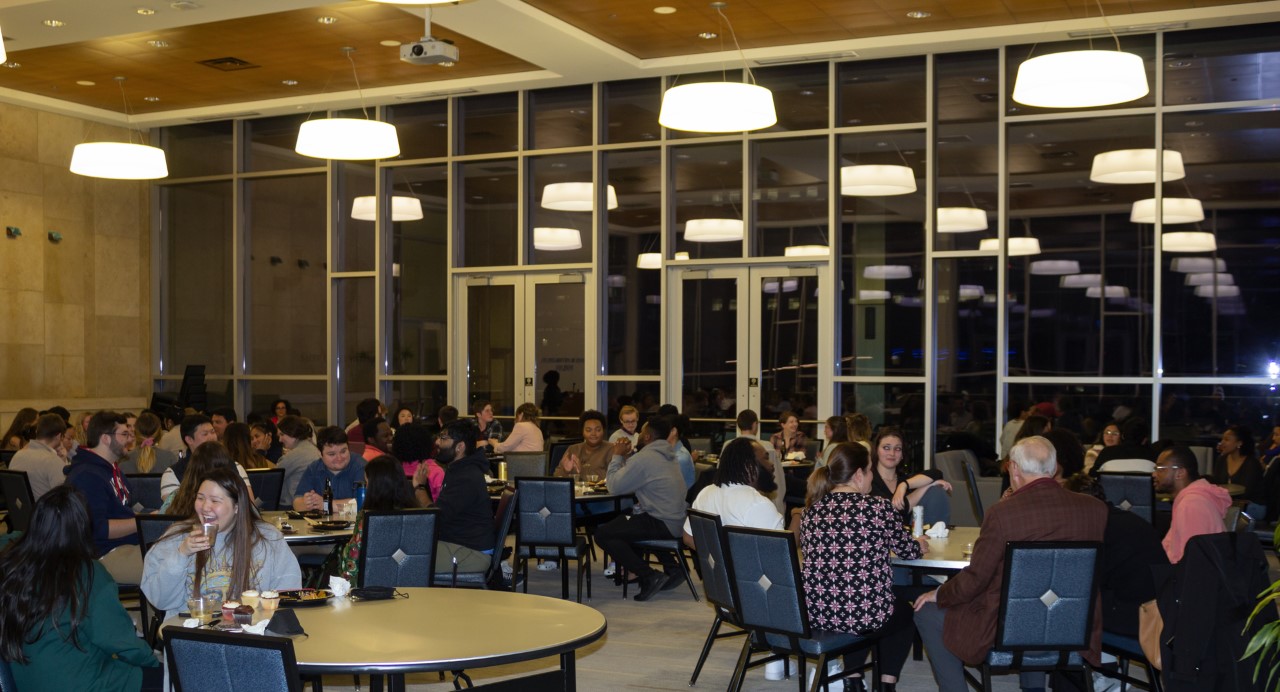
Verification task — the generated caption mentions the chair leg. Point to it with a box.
[689,614,724,685]
[561,556,570,600]
[980,663,992,692]
[796,656,808,692]
[677,547,700,601]
[728,636,753,692]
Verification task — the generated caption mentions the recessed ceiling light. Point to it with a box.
[282,79,298,86]
[4,62,20,69]
[43,19,67,27]
[380,39,401,47]
[698,32,718,39]
[143,96,160,102]
[653,6,677,14]
[906,10,931,19]
[317,16,338,24]
[76,79,95,85]
[136,7,156,15]
[147,39,169,48]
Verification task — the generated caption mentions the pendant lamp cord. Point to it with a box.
[714,3,758,86]
[1092,0,1123,51]
[115,77,140,146]
[345,48,371,120]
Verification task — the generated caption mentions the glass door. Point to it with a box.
[456,273,586,428]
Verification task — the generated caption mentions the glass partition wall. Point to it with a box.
[155,24,1280,458]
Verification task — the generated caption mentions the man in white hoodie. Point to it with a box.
[1153,443,1230,563]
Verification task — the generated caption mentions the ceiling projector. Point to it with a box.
[401,38,459,65]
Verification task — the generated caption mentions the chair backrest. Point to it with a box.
[489,489,518,578]
[357,508,439,588]
[164,625,301,692]
[687,509,735,614]
[1096,472,1155,523]
[136,514,186,556]
[1188,446,1215,476]
[1100,458,1156,474]
[962,456,985,522]
[246,468,286,510]
[0,449,15,468]
[0,470,36,533]
[1223,505,1245,532]
[936,449,984,523]
[994,541,1101,657]
[503,452,550,479]
[515,478,574,547]
[125,473,164,513]
[547,440,578,475]
[722,525,808,639]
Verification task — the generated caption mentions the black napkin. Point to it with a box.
[350,586,398,601]
[266,609,306,636]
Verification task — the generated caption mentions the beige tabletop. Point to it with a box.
[166,588,607,675]
[894,526,981,571]
[261,511,355,545]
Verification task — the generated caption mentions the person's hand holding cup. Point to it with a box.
[180,522,217,557]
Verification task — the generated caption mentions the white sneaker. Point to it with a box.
[500,562,513,576]
[603,562,616,577]
[1092,671,1121,692]
[805,660,845,689]
[764,659,786,681]
[536,561,559,571]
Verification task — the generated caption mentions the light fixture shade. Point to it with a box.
[863,265,913,280]
[684,218,744,242]
[295,118,400,160]
[1185,272,1234,287]
[1162,231,1216,253]
[784,245,830,257]
[1030,259,1081,275]
[606,274,626,288]
[958,285,985,301]
[858,289,891,301]
[540,182,619,211]
[70,142,169,179]
[1170,257,1226,273]
[658,82,777,133]
[1060,273,1103,288]
[532,227,582,251]
[1194,284,1240,298]
[1086,285,1130,299]
[1090,149,1185,184]
[840,165,917,196]
[351,195,424,222]
[936,207,988,233]
[1012,50,1149,108]
[979,237,1041,256]
[763,279,799,294]
[674,251,690,261]
[636,252,662,269]
[0,28,6,64]
[1130,197,1205,224]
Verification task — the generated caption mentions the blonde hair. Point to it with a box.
[619,405,638,419]
[133,412,163,473]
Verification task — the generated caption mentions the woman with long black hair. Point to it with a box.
[0,485,161,690]
[339,455,422,584]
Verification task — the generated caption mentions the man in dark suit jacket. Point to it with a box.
[913,436,1108,692]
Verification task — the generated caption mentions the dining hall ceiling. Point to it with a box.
[0,0,1276,127]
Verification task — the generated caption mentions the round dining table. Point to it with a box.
[260,510,355,546]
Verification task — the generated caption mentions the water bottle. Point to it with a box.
[353,482,366,515]
[912,505,925,538]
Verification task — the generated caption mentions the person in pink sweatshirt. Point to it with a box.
[1153,444,1231,563]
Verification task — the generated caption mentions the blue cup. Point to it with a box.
[353,482,366,514]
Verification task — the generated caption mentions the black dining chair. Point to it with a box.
[1097,472,1156,523]
[247,468,286,511]
[686,509,786,688]
[125,473,164,513]
[547,439,579,476]
[437,489,518,589]
[357,508,439,588]
[962,458,985,523]
[963,541,1102,691]
[1100,631,1164,692]
[514,478,591,602]
[164,626,304,692]
[136,514,184,647]
[619,537,700,602]
[721,525,877,691]
[0,470,35,534]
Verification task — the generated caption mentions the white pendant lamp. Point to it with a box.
[1194,284,1240,298]
[936,207,988,233]
[1184,272,1234,287]
[1130,197,1204,224]
[684,218,744,242]
[763,279,799,294]
[1162,231,1217,253]
[296,118,400,160]
[1012,50,1148,108]
[351,195,424,222]
[674,251,690,261]
[840,165,917,196]
[70,77,169,180]
[1086,285,1130,299]
[858,289,891,301]
[1060,273,1103,288]
[70,142,169,180]
[1090,149,1185,184]
[0,26,5,63]
[1170,257,1225,273]
[958,285,985,301]
[660,82,777,133]
[1029,260,1081,275]
[636,252,662,269]
[979,237,1042,256]
[532,227,583,251]
[784,245,829,257]
[863,265,912,280]
[541,182,619,211]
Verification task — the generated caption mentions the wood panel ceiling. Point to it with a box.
[0,0,1272,120]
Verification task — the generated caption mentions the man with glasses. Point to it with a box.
[65,411,143,584]
[428,420,495,577]
[1154,444,1230,563]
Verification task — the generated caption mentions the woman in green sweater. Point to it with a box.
[0,485,161,691]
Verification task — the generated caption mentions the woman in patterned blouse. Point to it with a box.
[339,455,420,585]
[799,442,928,692]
